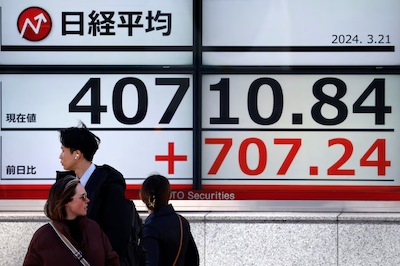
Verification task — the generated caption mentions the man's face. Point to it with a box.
[59,145,78,171]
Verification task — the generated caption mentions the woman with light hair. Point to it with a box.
[23,175,119,266]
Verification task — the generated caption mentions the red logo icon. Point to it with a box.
[17,7,52,41]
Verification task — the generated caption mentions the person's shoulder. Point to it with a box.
[96,164,126,185]
[145,206,176,225]
[35,222,52,233]
[30,223,53,243]
[178,214,191,229]
[96,164,123,177]
[178,213,189,222]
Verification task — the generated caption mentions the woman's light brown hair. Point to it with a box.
[44,175,80,220]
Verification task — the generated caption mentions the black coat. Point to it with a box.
[56,165,131,262]
[141,204,199,266]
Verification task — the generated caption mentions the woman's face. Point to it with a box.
[65,183,90,220]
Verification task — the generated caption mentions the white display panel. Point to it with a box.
[1,74,193,185]
[202,74,400,187]
[0,0,193,65]
[1,131,193,185]
[203,0,400,66]
[2,74,192,128]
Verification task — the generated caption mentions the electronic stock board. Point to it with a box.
[0,0,399,205]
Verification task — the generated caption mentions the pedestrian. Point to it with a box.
[140,174,199,266]
[23,175,119,266]
[56,122,136,265]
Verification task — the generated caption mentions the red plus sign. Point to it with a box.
[155,142,187,174]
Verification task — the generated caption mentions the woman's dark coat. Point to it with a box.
[141,204,199,266]
[23,216,119,266]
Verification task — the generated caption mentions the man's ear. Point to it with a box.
[74,150,82,160]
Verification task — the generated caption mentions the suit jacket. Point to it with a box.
[141,204,199,266]
[23,217,119,266]
[56,165,131,261]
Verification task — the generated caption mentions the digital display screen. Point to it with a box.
[202,74,400,189]
[0,0,399,202]
[1,74,193,186]
[203,0,400,66]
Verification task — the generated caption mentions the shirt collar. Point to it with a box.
[79,163,96,187]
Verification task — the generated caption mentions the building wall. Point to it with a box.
[2,212,400,266]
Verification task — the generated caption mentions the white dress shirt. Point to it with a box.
[79,163,96,187]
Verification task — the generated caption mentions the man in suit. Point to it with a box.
[56,122,132,265]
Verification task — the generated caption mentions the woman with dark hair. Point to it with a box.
[140,174,199,266]
[23,175,119,266]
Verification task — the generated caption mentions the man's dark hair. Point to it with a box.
[59,122,100,162]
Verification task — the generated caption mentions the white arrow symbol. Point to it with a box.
[20,13,48,38]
